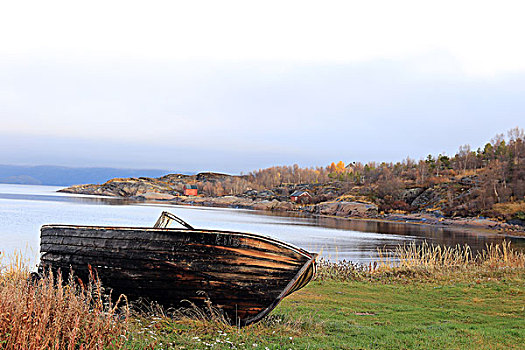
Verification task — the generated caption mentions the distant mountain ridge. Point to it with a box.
[0,164,178,186]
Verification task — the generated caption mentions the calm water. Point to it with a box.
[0,183,523,267]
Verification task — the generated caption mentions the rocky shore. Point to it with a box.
[59,175,525,237]
[168,198,525,236]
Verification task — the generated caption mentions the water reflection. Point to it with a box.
[0,192,131,206]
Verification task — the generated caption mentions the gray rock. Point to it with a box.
[316,201,378,217]
[411,188,439,208]
[402,188,424,204]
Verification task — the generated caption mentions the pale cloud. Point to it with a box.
[1,1,525,76]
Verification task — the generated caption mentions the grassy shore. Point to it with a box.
[1,243,524,349]
[122,276,524,350]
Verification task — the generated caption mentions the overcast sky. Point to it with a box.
[1,1,524,173]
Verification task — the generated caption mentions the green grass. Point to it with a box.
[123,272,525,349]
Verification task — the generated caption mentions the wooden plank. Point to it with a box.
[40,234,304,262]
[40,239,305,267]
[40,248,302,274]
[40,254,296,287]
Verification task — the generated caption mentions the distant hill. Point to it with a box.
[0,165,178,186]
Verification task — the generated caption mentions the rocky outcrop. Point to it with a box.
[196,172,236,182]
[401,188,425,205]
[134,192,178,201]
[411,188,441,208]
[169,196,295,211]
[305,201,378,218]
[60,178,174,198]
[252,200,294,211]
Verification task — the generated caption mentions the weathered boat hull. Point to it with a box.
[39,225,316,326]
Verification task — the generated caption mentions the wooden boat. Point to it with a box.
[39,211,317,326]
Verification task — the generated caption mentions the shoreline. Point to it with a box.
[129,194,525,238]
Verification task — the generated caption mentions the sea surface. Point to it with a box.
[0,183,523,267]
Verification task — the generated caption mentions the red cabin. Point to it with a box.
[290,190,312,204]
[184,184,198,196]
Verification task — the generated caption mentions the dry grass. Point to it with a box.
[126,298,318,349]
[129,293,231,331]
[314,259,370,281]
[382,240,525,270]
[0,252,129,350]
[316,241,525,282]
[491,201,525,218]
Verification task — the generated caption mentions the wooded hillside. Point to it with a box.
[61,127,524,224]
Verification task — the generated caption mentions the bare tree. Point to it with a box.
[508,126,524,165]
[458,144,471,172]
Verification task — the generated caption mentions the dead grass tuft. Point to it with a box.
[0,253,129,350]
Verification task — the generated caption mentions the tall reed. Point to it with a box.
[316,241,525,281]
[0,253,128,350]
[377,241,474,270]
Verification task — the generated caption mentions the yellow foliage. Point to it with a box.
[390,209,408,214]
[336,161,345,172]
